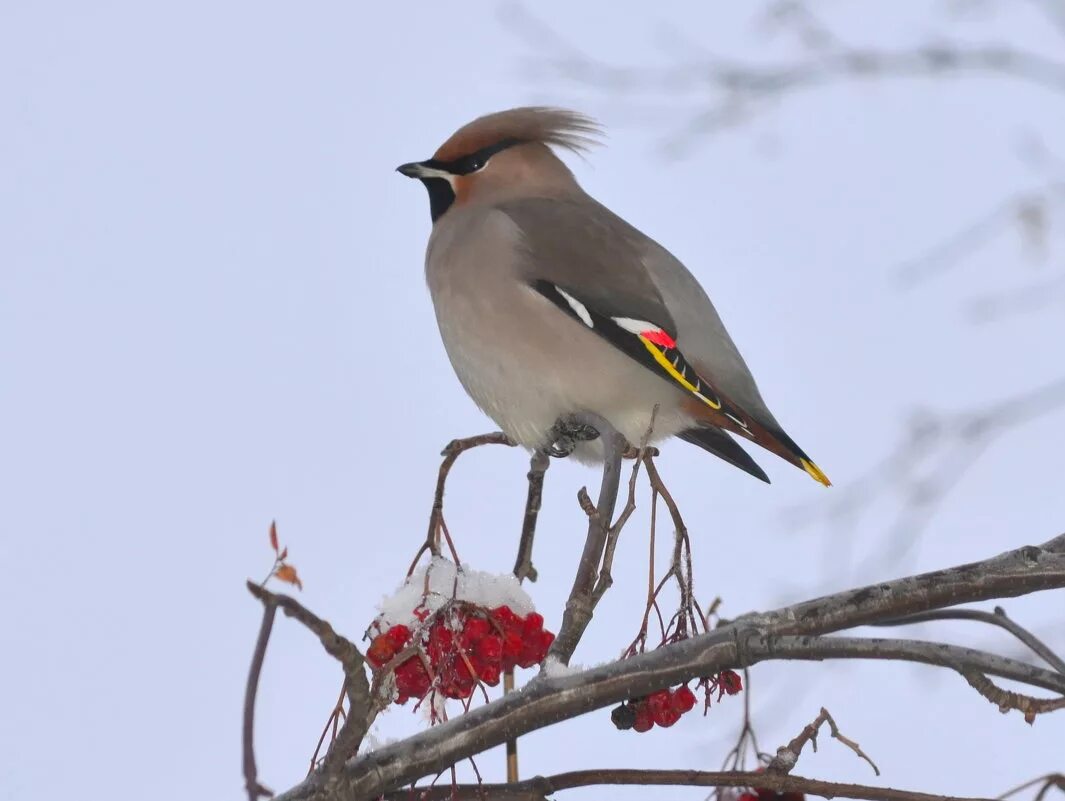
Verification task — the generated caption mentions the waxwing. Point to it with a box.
[397,107,829,486]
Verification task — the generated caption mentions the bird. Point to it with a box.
[396,107,829,487]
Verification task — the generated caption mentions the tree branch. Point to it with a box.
[513,450,549,583]
[379,768,1000,801]
[549,424,626,664]
[767,706,879,776]
[243,598,277,801]
[874,605,1065,675]
[269,532,1065,801]
[962,670,1065,723]
[246,582,375,772]
[410,432,515,574]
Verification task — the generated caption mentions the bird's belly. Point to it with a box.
[432,288,692,456]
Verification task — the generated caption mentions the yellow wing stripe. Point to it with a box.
[639,335,721,410]
[801,458,832,487]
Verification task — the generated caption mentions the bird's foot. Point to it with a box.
[545,416,601,458]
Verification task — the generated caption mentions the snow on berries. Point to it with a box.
[611,672,742,734]
[365,558,555,710]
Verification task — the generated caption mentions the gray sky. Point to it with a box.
[2,3,1063,799]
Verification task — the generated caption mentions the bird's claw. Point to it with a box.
[546,417,601,458]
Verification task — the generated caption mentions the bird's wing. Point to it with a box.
[677,426,769,484]
[500,196,830,486]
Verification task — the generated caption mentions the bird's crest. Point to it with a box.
[434,107,602,162]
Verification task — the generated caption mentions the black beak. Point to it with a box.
[396,162,425,178]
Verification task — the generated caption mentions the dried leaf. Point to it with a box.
[269,521,279,553]
[275,563,303,590]
[279,547,288,561]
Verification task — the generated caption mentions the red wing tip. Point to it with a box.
[641,329,677,349]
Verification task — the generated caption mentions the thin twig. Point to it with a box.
[962,670,1065,724]
[767,707,880,776]
[550,423,627,664]
[410,432,514,575]
[513,450,549,583]
[593,409,657,603]
[997,773,1065,801]
[246,582,377,773]
[875,606,1065,674]
[243,600,277,801]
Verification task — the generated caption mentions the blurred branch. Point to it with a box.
[502,3,1065,156]
[893,182,1065,290]
[270,532,1065,801]
[787,377,1065,575]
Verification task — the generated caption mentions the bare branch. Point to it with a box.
[410,432,515,574]
[243,599,277,801]
[380,768,1000,801]
[271,532,1065,801]
[874,605,1065,674]
[550,425,627,663]
[998,772,1065,801]
[246,582,376,772]
[962,670,1065,723]
[768,706,879,776]
[513,450,549,582]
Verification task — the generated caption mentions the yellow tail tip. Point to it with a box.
[801,458,832,487]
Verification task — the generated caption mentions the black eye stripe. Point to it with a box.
[422,138,524,176]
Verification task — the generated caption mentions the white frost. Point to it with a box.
[374,556,535,631]
[540,655,581,679]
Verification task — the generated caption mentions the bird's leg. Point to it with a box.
[545,415,601,458]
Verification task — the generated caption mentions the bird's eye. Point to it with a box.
[467,157,484,172]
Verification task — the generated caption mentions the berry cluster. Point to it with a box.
[611,671,743,733]
[611,686,697,731]
[366,605,555,705]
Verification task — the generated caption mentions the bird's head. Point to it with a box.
[396,107,601,223]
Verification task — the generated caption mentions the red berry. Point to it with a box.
[427,623,453,665]
[737,794,760,801]
[394,658,430,699]
[478,662,501,686]
[536,629,555,655]
[461,616,491,645]
[656,707,682,727]
[632,702,654,732]
[646,690,672,722]
[386,624,411,650]
[501,631,523,670]
[474,634,503,663]
[440,660,476,698]
[366,633,396,668]
[719,670,743,696]
[491,606,521,633]
[672,686,697,713]
[522,612,544,636]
